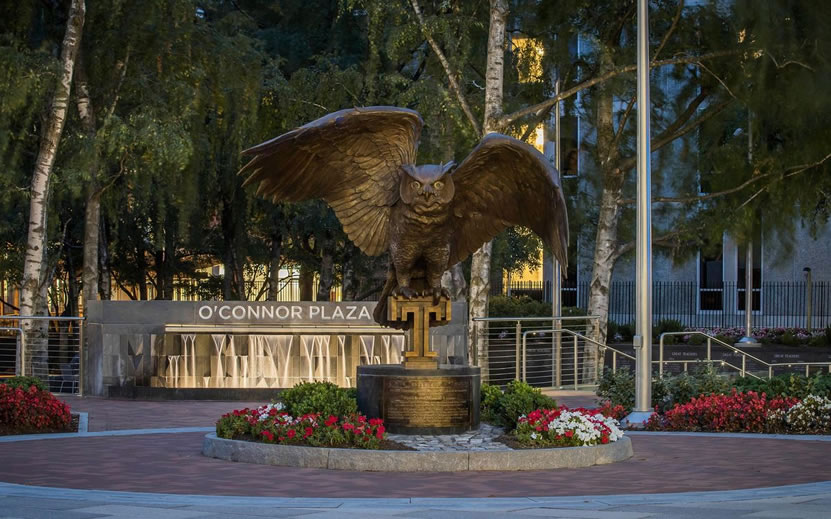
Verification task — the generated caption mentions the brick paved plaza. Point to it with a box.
[1,393,830,517]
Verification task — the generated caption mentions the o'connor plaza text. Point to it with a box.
[196,303,373,322]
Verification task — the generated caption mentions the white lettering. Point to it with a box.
[359,306,372,320]
[332,306,344,320]
[261,306,274,319]
[276,306,289,319]
[218,306,231,320]
[291,306,302,319]
[198,306,213,320]
[309,306,321,319]
[321,306,331,320]
[232,306,246,319]
[346,306,357,319]
[248,307,260,320]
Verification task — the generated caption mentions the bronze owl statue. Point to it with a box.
[239,107,568,328]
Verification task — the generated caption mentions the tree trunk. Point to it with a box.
[441,263,467,301]
[267,233,282,300]
[317,252,334,301]
[74,49,101,309]
[20,0,85,378]
[586,49,625,347]
[299,265,315,301]
[98,215,111,299]
[467,0,508,374]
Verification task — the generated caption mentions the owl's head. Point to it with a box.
[399,162,456,208]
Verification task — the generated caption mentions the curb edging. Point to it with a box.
[201,433,633,472]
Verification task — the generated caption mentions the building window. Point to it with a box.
[699,247,723,311]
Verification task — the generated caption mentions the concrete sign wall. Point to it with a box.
[84,300,467,397]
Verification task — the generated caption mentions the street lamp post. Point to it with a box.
[625,0,655,425]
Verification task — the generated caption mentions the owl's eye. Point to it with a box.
[411,181,421,189]
[433,181,444,190]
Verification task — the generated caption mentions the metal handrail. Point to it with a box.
[658,331,831,379]
[520,328,634,390]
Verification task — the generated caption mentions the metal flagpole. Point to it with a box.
[627,0,654,422]
[737,111,760,347]
[552,79,563,388]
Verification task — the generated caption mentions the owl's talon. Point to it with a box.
[393,286,418,299]
[431,287,451,305]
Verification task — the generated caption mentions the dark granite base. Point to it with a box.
[357,364,480,435]
[106,385,281,401]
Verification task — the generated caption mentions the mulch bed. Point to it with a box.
[0,413,79,436]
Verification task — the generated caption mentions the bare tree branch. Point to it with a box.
[612,2,684,149]
[767,51,815,71]
[654,0,685,62]
[698,61,737,99]
[410,0,482,136]
[615,229,686,259]
[622,151,831,205]
[499,49,743,130]
[617,96,729,174]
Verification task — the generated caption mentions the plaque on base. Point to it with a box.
[356,364,480,435]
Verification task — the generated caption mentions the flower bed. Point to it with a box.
[513,407,625,448]
[0,383,72,435]
[216,402,390,449]
[642,390,831,434]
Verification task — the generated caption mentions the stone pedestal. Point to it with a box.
[356,364,480,434]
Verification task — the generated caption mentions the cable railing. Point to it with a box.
[0,315,85,395]
[471,316,602,388]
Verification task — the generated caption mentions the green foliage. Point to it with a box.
[279,381,357,418]
[597,365,729,413]
[480,380,557,429]
[0,376,47,392]
[596,369,636,412]
[489,295,584,318]
[688,334,706,346]
[654,319,684,339]
[732,373,831,399]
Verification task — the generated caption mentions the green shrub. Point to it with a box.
[618,323,635,342]
[489,295,586,318]
[1,376,47,391]
[731,373,831,399]
[781,331,799,347]
[279,381,357,418]
[688,333,706,346]
[597,365,728,413]
[597,368,636,411]
[606,321,619,341]
[480,380,557,429]
[654,319,684,339]
[480,383,504,424]
[808,335,827,347]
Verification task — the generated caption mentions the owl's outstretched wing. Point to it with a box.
[448,133,569,270]
[239,107,423,256]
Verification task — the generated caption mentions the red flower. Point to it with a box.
[369,418,384,426]
[342,423,355,431]
[325,415,338,427]
[304,426,314,439]
[262,430,274,442]
[565,430,574,438]
[287,429,296,439]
